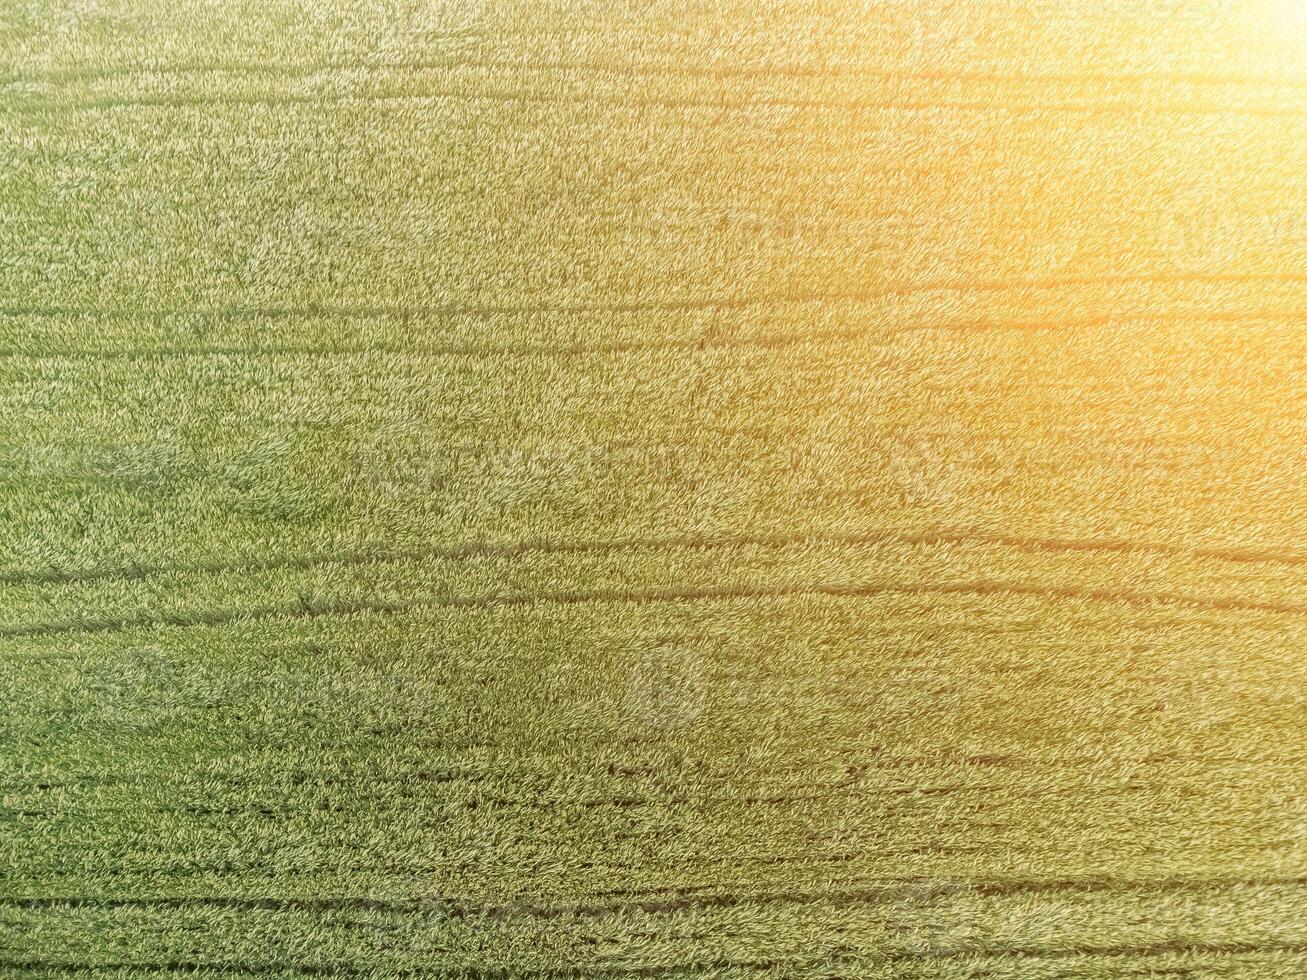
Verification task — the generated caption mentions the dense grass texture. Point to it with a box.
[3,1,1307,977]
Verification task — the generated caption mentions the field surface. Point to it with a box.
[3,1,1307,977]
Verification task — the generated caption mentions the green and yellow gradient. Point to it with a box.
[2,1,1306,976]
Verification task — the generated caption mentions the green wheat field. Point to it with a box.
[3,1,1307,977]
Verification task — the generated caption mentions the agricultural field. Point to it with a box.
[2,1,1307,976]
